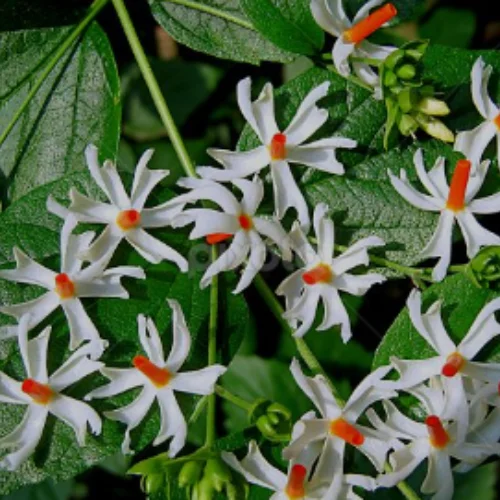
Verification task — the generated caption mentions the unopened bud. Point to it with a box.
[397,88,416,113]
[467,246,500,289]
[204,459,232,492]
[398,114,418,136]
[383,70,398,87]
[414,113,454,142]
[384,49,405,70]
[396,64,416,80]
[140,473,163,495]
[194,476,215,500]
[416,97,450,116]
[179,460,203,488]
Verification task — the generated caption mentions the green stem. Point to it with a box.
[253,273,344,405]
[165,0,253,30]
[0,0,110,149]
[112,0,196,178]
[205,245,219,447]
[350,56,384,66]
[215,385,253,412]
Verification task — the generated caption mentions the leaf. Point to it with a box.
[3,478,75,500]
[149,0,296,65]
[121,59,223,141]
[454,463,497,500]
[373,273,500,370]
[0,177,251,494]
[0,23,120,204]
[240,0,324,56]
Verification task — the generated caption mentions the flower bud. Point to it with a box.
[396,64,416,80]
[140,473,163,495]
[193,476,215,500]
[414,113,454,142]
[416,97,450,116]
[397,88,416,113]
[466,246,500,289]
[383,70,398,87]
[204,458,232,492]
[397,114,418,136]
[179,460,204,489]
[384,49,405,70]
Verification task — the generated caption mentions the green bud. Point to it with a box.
[204,458,232,492]
[194,476,215,500]
[383,70,398,87]
[467,246,500,289]
[416,97,450,116]
[384,49,405,70]
[397,114,418,136]
[397,88,416,113]
[179,460,204,489]
[226,473,250,500]
[140,473,163,495]
[414,113,454,142]
[396,64,417,80]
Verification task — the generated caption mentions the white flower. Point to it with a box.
[85,299,226,456]
[222,439,376,500]
[171,177,292,293]
[388,149,500,281]
[455,58,500,164]
[48,145,188,269]
[0,315,102,470]
[197,79,356,229]
[378,289,500,440]
[369,381,499,499]
[310,0,397,98]
[282,359,396,498]
[277,204,385,341]
[0,217,144,359]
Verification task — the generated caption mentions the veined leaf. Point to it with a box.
[149,0,296,65]
[0,23,120,204]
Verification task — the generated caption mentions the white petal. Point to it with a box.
[332,235,385,276]
[458,296,500,359]
[46,196,69,220]
[282,418,329,461]
[69,188,117,224]
[289,359,340,419]
[285,286,321,338]
[49,394,102,446]
[413,150,447,200]
[456,210,500,258]
[333,38,355,77]
[137,315,165,366]
[387,169,442,211]
[200,231,249,288]
[386,356,443,390]
[253,218,292,260]
[252,82,280,145]
[223,441,287,492]
[471,58,499,120]
[334,272,385,296]
[232,177,264,215]
[441,376,469,442]
[233,231,266,294]
[75,280,129,300]
[421,450,453,499]
[461,361,500,383]
[82,224,123,263]
[85,145,130,209]
[407,289,455,355]
[270,160,310,229]
[61,299,108,359]
[455,121,496,164]
[408,381,446,417]
[358,39,395,59]
[357,426,392,472]
[352,62,381,96]
[126,228,188,270]
[164,299,191,372]
[317,286,352,343]
[178,209,239,239]
[288,222,317,265]
[60,216,91,275]
[105,386,157,454]
[85,367,144,400]
[276,268,305,317]
[310,0,348,36]
[170,365,226,395]
[313,203,334,263]
[312,438,345,496]
[131,149,169,210]
[140,203,184,228]
[0,405,48,470]
[154,389,187,457]
[465,159,490,202]
[284,82,330,145]
[201,147,270,181]
[419,210,455,282]
[353,0,385,22]
[0,372,28,404]
[469,191,500,214]
[0,247,55,288]
[19,320,50,383]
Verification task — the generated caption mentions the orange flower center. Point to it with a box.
[441,352,466,377]
[330,418,365,446]
[206,233,232,244]
[238,214,253,230]
[116,209,141,231]
[426,415,450,449]
[133,355,171,388]
[302,264,333,285]
[55,273,76,299]
[343,3,397,44]
[446,159,471,212]
[494,114,500,130]
[285,464,307,499]
[22,379,54,405]
[270,133,287,160]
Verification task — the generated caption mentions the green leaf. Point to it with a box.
[0,23,120,204]
[121,58,223,142]
[420,8,476,49]
[0,177,251,494]
[373,273,500,370]
[240,0,324,55]
[3,478,75,500]
[149,0,296,65]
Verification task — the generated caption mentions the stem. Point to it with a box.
[215,385,253,412]
[318,53,374,92]
[164,0,254,30]
[205,245,219,447]
[112,0,196,178]
[253,273,344,405]
[0,0,110,149]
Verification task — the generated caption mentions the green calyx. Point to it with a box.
[466,247,500,289]
[381,39,454,148]
[249,399,292,443]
